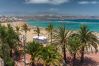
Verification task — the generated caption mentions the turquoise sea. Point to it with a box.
[27,19,99,32]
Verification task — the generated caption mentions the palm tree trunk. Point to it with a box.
[10,49,13,58]
[24,32,27,66]
[2,51,6,66]
[38,33,39,37]
[44,62,46,66]
[32,61,35,66]
[50,32,52,43]
[2,44,7,66]
[63,44,67,64]
[73,53,76,66]
[31,58,35,66]
[80,46,84,63]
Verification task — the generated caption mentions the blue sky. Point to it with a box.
[0,0,99,16]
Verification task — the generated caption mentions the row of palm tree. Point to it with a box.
[0,23,99,66]
[23,23,99,66]
[45,23,99,66]
[26,23,99,66]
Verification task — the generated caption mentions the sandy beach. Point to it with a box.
[1,21,99,42]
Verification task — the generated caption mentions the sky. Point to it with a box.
[0,0,99,16]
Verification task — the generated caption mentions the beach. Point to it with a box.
[1,21,99,42]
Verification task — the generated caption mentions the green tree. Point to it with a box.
[6,57,15,66]
[34,26,40,37]
[0,24,14,66]
[46,23,54,43]
[15,26,20,35]
[68,35,81,66]
[26,41,42,66]
[22,23,29,34]
[6,24,19,57]
[0,25,8,66]
[39,45,61,66]
[55,24,71,65]
[78,25,99,63]
[15,26,21,47]
[22,23,30,66]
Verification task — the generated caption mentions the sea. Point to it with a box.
[27,19,99,32]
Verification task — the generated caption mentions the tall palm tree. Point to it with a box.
[26,41,42,66]
[22,23,30,44]
[22,23,29,34]
[68,34,81,66]
[15,26,20,45]
[55,24,71,65]
[6,24,19,57]
[46,23,54,43]
[22,23,30,66]
[34,26,40,37]
[77,25,99,63]
[38,45,61,66]
[15,26,20,35]
[0,25,8,66]
[0,24,14,66]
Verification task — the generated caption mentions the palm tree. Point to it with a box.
[34,26,40,37]
[55,24,71,65]
[6,24,19,57]
[0,25,14,66]
[15,26,21,46]
[46,23,54,43]
[22,23,29,34]
[38,45,61,66]
[15,26,20,35]
[77,25,99,63]
[22,23,30,66]
[0,25,8,66]
[68,34,81,66]
[26,41,42,66]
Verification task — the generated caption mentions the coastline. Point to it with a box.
[1,21,99,41]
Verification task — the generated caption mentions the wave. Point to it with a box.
[53,21,99,24]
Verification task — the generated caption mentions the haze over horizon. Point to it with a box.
[0,0,99,16]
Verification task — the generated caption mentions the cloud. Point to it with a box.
[49,8,58,11]
[25,0,69,5]
[78,1,99,4]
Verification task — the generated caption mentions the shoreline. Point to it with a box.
[1,21,99,41]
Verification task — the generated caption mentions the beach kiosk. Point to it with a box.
[33,36,47,44]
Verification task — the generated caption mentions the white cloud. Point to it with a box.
[78,1,89,4]
[49,8,58,11]
[25,0,69,5]
[91,1,97,4]
[78,1,99,4]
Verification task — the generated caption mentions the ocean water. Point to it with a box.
[26,19,99,32]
